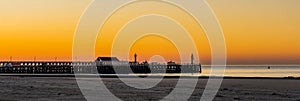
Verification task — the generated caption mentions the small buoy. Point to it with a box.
[268,66,271,69]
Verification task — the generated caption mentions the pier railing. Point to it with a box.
[0,61,201,74]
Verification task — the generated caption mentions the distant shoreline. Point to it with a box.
[0,74,299,79]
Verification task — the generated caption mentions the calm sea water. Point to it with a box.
[197,65,300,77]
[130,65,300,78]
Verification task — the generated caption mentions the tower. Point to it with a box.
[191,54,194,64]
[134,53,137,63]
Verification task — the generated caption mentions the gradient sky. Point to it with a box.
[0,0,299,65]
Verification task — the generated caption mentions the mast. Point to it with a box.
[191,54,194,64]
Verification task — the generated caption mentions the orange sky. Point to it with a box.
[0,0,299,65]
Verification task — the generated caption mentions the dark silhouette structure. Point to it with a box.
[191,54,194,64]
[96,57,119,61]
[0,56,201,74]
[134,53,137,63]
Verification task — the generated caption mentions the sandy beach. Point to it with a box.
[0,76,299,101]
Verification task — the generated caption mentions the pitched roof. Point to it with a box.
[96,57,119,61]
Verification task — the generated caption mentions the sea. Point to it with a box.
[128,65,300,78]
[195,65,300,77]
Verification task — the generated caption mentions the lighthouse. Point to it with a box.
[134,53,137,63]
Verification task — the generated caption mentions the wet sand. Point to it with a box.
[0,76,299,101]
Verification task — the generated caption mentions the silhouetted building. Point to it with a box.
[95,57,120,65]
[96,57,119,61]
[167,61,176,65]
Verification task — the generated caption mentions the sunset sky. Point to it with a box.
[0,0,299,65]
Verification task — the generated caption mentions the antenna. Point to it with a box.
[191,53,194,65]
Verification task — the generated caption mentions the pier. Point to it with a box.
[0,61,92,74]
[0,61,201,74]
[0,55,201,74]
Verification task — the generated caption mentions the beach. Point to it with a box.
[0,76,299,101]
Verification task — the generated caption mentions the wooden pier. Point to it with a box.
[0,61,201,74]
